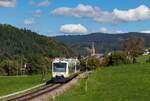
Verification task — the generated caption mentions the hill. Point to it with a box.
[55,63,150,101]
[54,32,150,55]
[0,24,73,59]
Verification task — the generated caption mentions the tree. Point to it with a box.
[105,51,130,66]
[80,56,100,71]
[122,36,145,63]
[26,54,51,80]
[0,60,18,75]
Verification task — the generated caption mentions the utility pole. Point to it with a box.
[21,55,23,75]
[17,60,18,76]
[85,57,88,92]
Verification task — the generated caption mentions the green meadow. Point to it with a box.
[0,74,51,96]
[137,54,150,63]
[54,62,150,101]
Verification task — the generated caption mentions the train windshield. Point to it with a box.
[53,63,67,72]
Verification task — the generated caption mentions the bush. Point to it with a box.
[0,68,6,76]
[0,60,18,76]
[80,59,86,71]
[105,51,130,66]
[87,57,100,70]
[80,56,100,71]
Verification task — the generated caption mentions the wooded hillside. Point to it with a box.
[0,24,73,59]
[54,32,150,55]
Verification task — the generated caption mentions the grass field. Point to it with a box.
[137,55,150,63]
[0,73,51,96]
[54,63,150,101]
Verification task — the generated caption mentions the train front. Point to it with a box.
[52,59,68,83]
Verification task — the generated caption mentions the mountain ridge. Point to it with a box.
[54,32,150,55]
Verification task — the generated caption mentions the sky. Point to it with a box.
[1,0,150,36]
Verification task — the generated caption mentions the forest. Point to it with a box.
[0,24,74,75]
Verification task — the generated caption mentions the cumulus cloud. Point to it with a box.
[33,9,43,17]
[113,5,150,22]
[30,0,49,7]
[52,4,150,23]
[24,18,35,25]
[0,0,16,7]
[140,30,150,33]
[60,24,88,34]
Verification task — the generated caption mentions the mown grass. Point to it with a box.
[54,63,150,101]
[0,73,51,96]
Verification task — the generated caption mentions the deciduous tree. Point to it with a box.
[122,36,145,63]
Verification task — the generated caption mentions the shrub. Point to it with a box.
[87,57,100,70]
[0,68,6,76]
[0,60,18,76]
[80,56,100,71]
[105,51,130,66]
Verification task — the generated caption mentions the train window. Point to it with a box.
[53,63,67,72]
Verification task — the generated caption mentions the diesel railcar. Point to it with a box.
[52,58,80,83]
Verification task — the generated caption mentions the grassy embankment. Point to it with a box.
[54,55,150,101]
[0,73,51,96]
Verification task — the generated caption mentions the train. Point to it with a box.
[52,58,80,83]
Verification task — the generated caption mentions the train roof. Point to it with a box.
[52,58,79,63]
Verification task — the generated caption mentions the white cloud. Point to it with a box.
[115,30,124,33]
[37,0,49,7]
[99,27,124,34]
[113,5,150,22]
[99,27,109,33]
[0,0,16,7]
[52,4,150,23]
[33,9,43,17]
[60,24,88,34]
[30,0,49,7]
[24,18,35,25]
[140,30,150,33]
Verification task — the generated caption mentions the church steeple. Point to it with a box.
[91,42,95,56]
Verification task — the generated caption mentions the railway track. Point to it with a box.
[8,83,63,101]
[6,72,89,101]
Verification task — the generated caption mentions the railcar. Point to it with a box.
[52,58,80,83]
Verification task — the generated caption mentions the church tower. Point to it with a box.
[91,42,95,56]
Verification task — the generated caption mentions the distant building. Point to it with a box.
[143,49,150,56]
[90,42,104,59]
[108,52,112,56]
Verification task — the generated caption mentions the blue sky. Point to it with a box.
[0,0,150,36]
